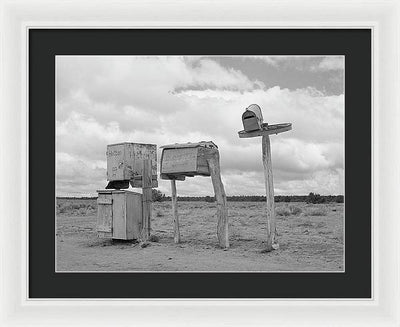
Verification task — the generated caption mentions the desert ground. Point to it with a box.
[56,199,344,272]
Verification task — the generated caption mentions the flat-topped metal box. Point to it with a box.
[242,104,264,132]
[160,141,218,180]
[106,142,157,188]
[97,189,143,240]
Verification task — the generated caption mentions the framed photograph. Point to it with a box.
[1,0,399,326]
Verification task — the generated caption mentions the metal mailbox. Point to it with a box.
[106,142,157,188]
[242,104,264,132]
[97,189,143,240]
[160,141,218,180]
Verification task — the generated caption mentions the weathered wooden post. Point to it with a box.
[160,141,229,248]
[207,152,229,248]
[170,179,180,243]
[238,104,292,252]
[141,159,152,241]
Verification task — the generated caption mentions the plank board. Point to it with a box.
[160,141,217,149]
[112,192,127,240]
[141,159,152,241]
[125,191,143,240]
[97,193,113,233]
[107,143,157,182]
[262,135,277,251]
[160,173,186,181]
[171,179,180,243]
[106,143,126,181]
[207,153,229,248]
[161,147,198,174]
[238,123,292,138]
[98,198,112,205]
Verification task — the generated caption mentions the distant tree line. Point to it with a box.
[58,192,344,204]
[152,192,344,203]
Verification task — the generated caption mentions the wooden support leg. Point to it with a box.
[207,152,229,249]
[262,135,278,251]
[141,159,152,241]
[171,179,180,243]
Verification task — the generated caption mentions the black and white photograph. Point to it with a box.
[56,55,344,272]
[6,0,398,321]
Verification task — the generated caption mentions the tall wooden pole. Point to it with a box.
[141,159,152,241]
[207,152,229,249]
[262,135,277,251]
[170,179,180,243]
[239,120,291,251]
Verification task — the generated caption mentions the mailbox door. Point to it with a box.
[243,116,260,132]
[161,148,198,174]
[125,192,143,240]
[112,192,127,240]
[106,143,126,181]
[97,193,113,236]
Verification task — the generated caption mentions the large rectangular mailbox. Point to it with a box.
[160,141,218,180]
[97,190,143,240]
[106,142,157,188]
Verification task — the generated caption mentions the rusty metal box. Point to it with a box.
[106,142,157,188]
[97,190,143,240]
[160,141,218,180]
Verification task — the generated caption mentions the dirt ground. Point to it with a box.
[56,199,344,272]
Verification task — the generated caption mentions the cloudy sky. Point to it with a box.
[56,56,344,197]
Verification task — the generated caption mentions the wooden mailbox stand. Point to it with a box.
[239,119,292,252]
[97,143,157,242]
[160,142,229,248]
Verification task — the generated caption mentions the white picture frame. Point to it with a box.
[1,0,399,326]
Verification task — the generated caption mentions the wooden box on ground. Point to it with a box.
[106,142,158,188]
[160,141,218,180]
[97,190,143,240]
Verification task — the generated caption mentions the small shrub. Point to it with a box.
[289,205,302,216]
[78,207,87,215]
[276,207,291,216]
[155,211,163,217]
[58,206,67,214]
[307,207,328,216]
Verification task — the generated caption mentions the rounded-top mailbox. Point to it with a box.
[242,104,264,132]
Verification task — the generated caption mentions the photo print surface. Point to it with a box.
[56,56,344,272]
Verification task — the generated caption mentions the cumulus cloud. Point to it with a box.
[56,56,344,196]
[313,56,344,71]
[247,55,344,73]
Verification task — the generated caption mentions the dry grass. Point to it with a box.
[56,200,344,272]
[275,204,302,216]
[306,206,328,216]
[57,198,96,216]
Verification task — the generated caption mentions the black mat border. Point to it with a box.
[29,29,371,298]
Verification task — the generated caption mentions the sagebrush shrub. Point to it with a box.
[276,207,291,216]
[289,205,302,216]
